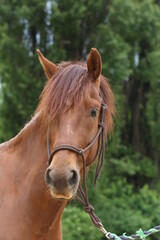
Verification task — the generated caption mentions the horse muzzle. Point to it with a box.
[45,167,80,200]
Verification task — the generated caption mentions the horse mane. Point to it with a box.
[37,62,115,137]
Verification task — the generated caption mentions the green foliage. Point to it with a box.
[95,180,160,235]
[0,0,46,141]
[62,205,101,240]
[62,180,160,239]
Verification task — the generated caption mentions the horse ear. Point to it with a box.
[87,48,102,81]
[36,49,58,80]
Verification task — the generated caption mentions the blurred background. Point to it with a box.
[0,0,160,239]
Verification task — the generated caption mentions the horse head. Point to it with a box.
[37,48,115,200]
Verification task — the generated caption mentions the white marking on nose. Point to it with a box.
[66,123,74,136]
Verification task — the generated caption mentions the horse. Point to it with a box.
[0,48,115,240]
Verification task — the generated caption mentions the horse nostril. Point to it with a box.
[45,168,52,186]
[68,170,78,187]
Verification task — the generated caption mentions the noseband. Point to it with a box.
[47,94,108,232]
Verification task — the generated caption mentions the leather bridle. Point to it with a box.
[47,94,109,233]
[47,95,107,185]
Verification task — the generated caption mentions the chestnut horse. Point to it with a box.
[0,48,115,240]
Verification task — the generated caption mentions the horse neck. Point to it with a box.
[0,112,66,239]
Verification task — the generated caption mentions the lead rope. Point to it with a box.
[76,136,160,240]
[76,102,110,235]
[75,104,160,240]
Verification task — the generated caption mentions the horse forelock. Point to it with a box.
[37,62,88,119]
[36,62,115,137]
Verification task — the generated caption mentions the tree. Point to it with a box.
[0,0,48,140]
[91,0,160,187]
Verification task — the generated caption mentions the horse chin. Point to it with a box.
[50,189,76,201]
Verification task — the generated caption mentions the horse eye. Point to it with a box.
[90,108,98,118]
